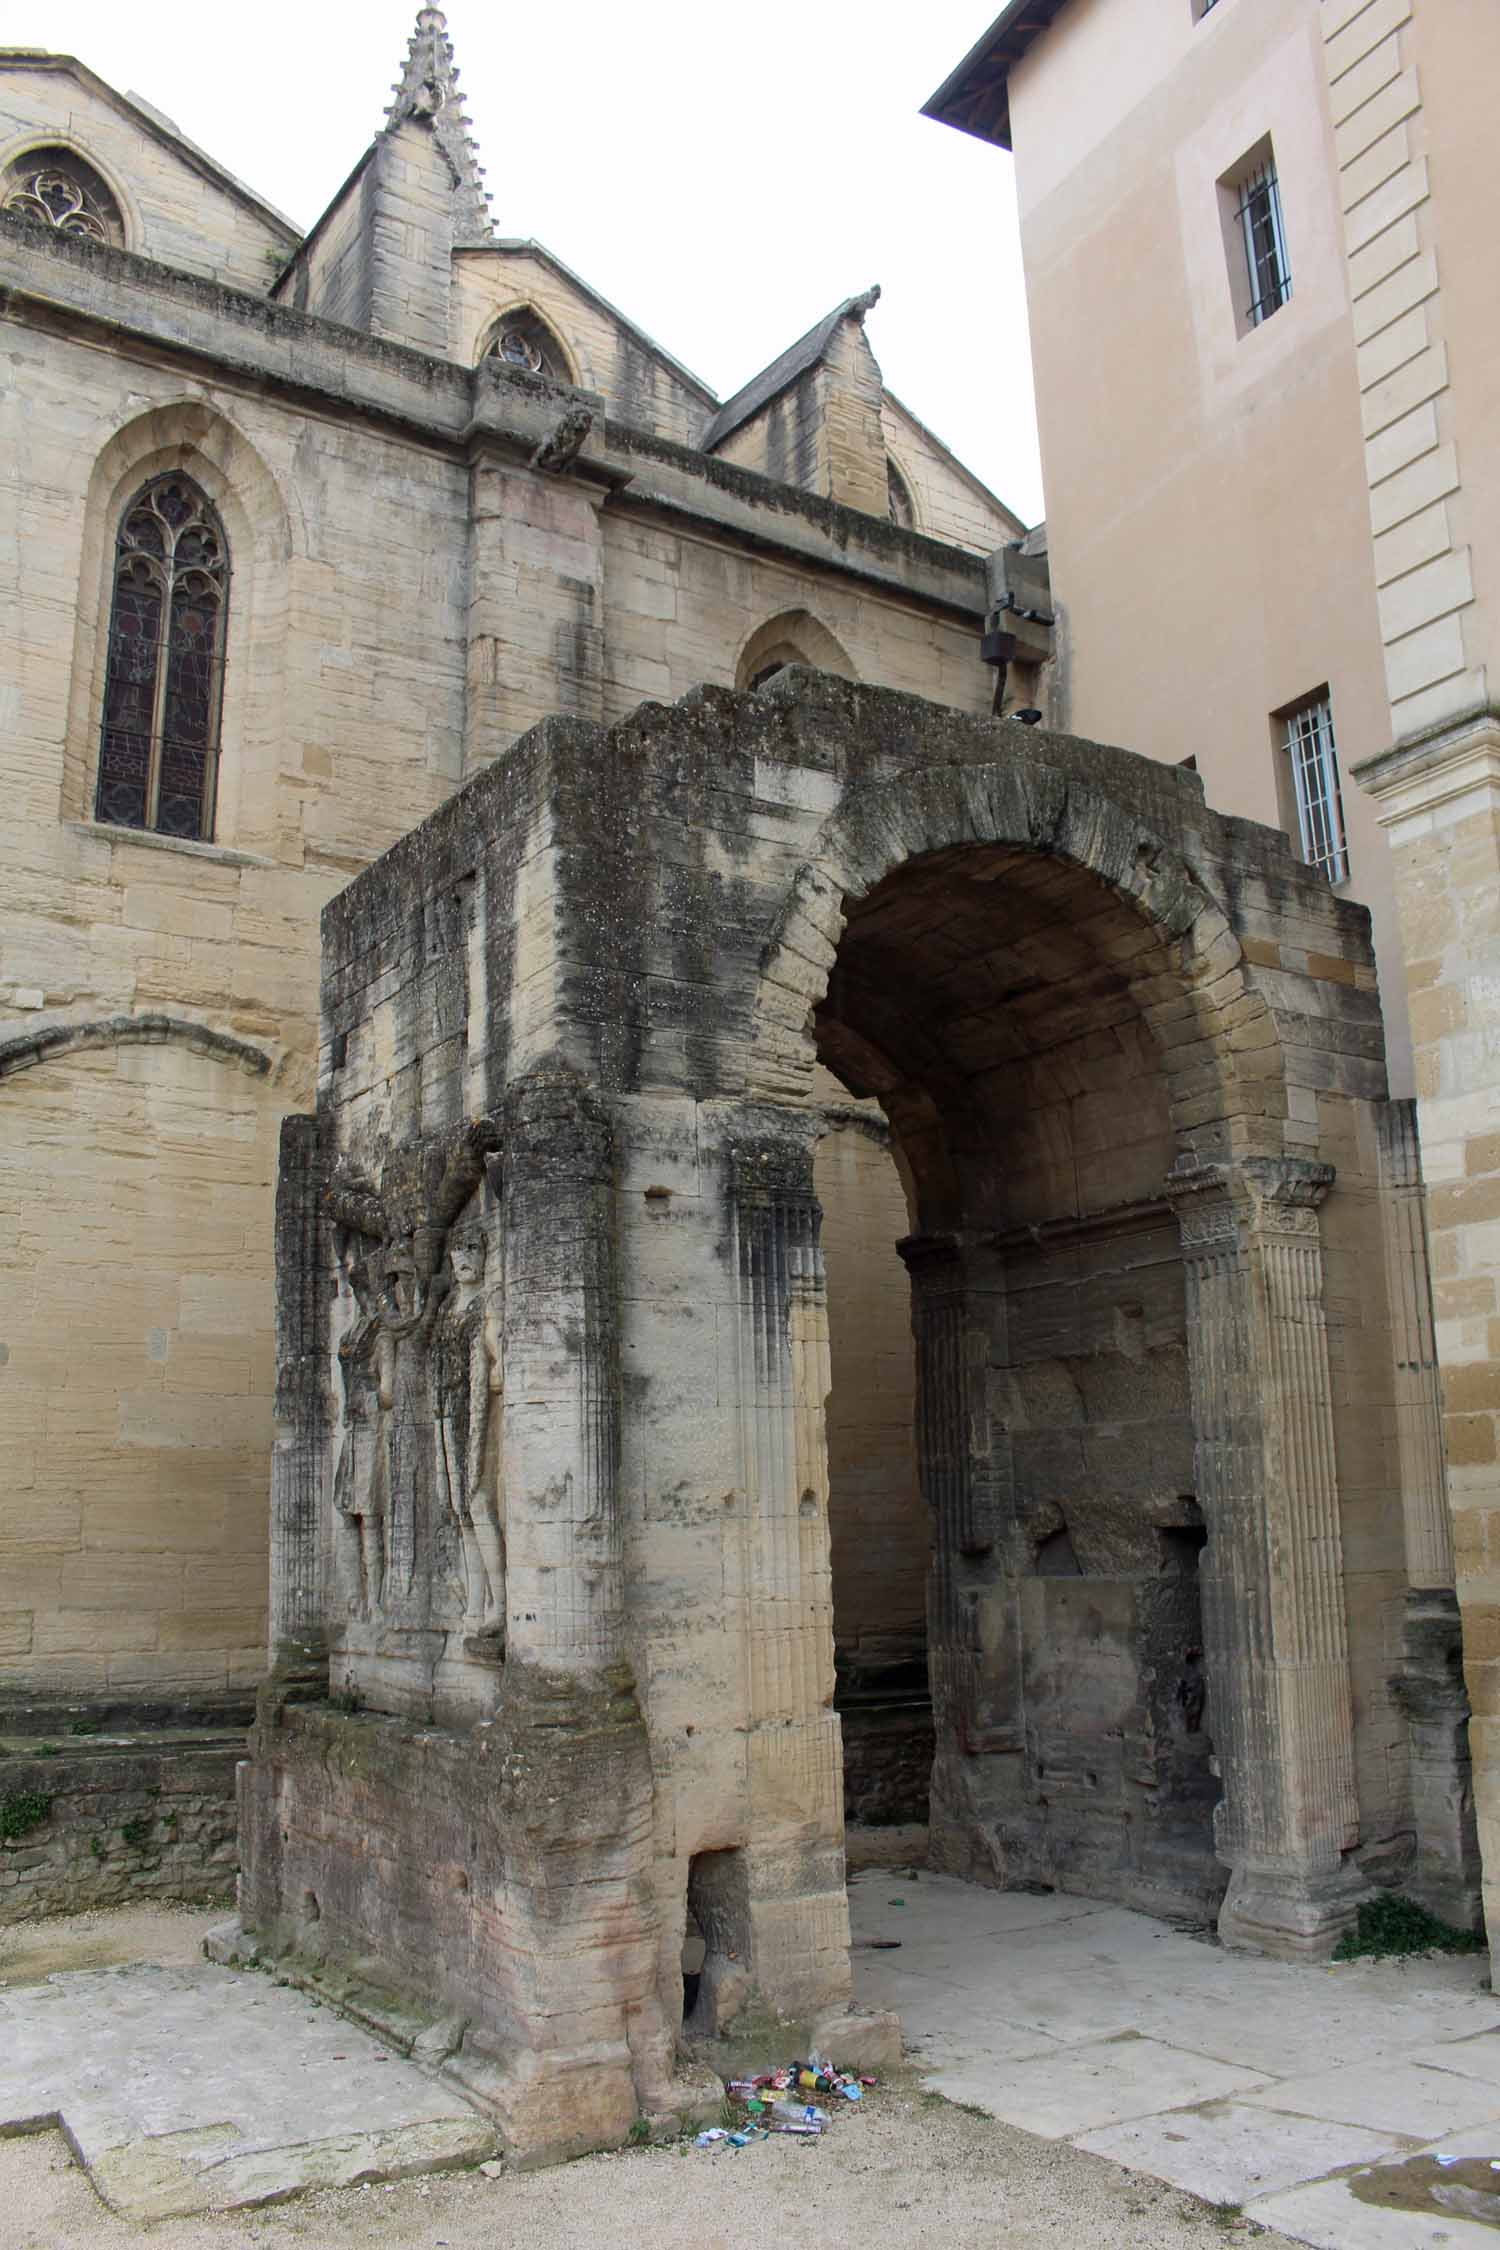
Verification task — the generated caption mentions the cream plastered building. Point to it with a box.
[0,11,1027,1894]
[929,0,1500,1949]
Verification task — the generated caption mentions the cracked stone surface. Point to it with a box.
[0,1955,496,2219]
[852,1868,1500,2248]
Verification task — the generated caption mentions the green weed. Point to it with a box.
[1333,1893,1482,1961]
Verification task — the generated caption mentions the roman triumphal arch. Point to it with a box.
[235,671,1466,2167]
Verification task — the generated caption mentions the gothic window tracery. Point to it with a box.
[96,475,229,842]
[485,307,569,381]
[2,148,125,246]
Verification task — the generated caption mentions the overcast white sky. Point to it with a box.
[29,0,1046,524]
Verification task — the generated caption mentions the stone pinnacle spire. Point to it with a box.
[385,5,494,243]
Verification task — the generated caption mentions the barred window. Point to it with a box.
[1283,695,1348,885]
[96,476,229,842]
[1236,158,1292,327]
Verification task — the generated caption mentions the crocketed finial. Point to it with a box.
[384,4,494,243]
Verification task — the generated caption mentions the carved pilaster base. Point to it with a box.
[1218,1855,1365,1958]
[1395,1589,1483,1932]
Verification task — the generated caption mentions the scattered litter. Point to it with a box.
[1435,2154,1461,2167]
[478,2159,505,2178]
[888,1897,906,1907]
[695,2049,878,2153]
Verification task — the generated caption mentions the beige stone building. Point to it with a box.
[928,0,1500,1949]
[0,15,1032,1909]
[2,0,1485,2031]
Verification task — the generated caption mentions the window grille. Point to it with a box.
[96,475,229,842]
[1284,696,1348,884]
[1236,160,1291,326]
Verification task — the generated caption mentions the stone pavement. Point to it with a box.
[0,1955,496,2220]
[850,1868,1500,2247]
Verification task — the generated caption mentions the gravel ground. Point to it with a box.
[3,2094,1296,2250]
[1,1904,1299,2250]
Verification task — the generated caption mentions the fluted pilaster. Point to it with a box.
[1168,1156,1361,1953]
[502,1068,621,1671]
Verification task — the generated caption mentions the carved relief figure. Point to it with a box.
[378,1236,431,1607]
[331,1234,384,1617]
[432,1219,505,1637]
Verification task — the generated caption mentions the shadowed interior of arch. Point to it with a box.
[814,839,1222,1918]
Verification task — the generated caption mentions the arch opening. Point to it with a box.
[479,305,575,383]
[815,840,1224,1918]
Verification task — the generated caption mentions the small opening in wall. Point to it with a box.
[1035,1523,1083,1578]
[683,1847,750,2036]
[301,1888,320,1922]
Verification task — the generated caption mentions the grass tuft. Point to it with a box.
[1333,1892,1482,1961]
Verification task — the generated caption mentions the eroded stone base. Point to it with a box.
[1216,1857,1367,1959]
[237,1667,717,2167]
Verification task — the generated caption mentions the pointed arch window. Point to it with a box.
[96,475,229,841]
[887,457,917,531]
[3,147,125,246]
[485,307,570,381]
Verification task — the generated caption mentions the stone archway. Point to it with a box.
[243,673,1409,2169]
[741,758,1363,1954]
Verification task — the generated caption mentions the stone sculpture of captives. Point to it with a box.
[431,1219,505,1637]
[331,1232,384,1618]
[331,1229,428,1620]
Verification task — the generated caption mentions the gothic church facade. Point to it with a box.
[0,13,1025,1884]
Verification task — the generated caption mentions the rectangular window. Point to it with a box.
[1235,158,1292,327]
[1282,695,1349,884]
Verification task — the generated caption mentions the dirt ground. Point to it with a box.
[1,1905,1295,2250]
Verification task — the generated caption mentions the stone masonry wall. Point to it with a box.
[0,1704,245,1924]
[817,1101,932,1827]
[0,210,995,1714]
[0,63,294,291]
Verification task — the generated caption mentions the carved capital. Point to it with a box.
[1166,1155,1334,1249]
[897,1231,963,1287]
[730,1128,819,1215]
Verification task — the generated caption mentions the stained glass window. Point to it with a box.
[96,477,229,842]
[486,309,568,380]
[2,149,125,246]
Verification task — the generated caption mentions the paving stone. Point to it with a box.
[1244,2061,1500,2141]
[1250,2168,1500,2249]
[925,2035,1269,2139]
[0,1961,496,2218]
[1076,2100,1410,2207]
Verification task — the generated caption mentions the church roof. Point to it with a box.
[701,285,881,453]
[0,49,302,240]
[921,1,1070,151]
[384,6,493,244]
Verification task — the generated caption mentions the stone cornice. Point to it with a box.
[1353,705,1500,831]
[0,215,988,623]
